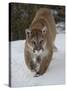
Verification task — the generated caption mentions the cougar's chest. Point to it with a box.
[31,48,48,63]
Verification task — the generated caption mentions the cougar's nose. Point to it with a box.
[37,56,41,63]
[37,47,41,51]
[33,46,40,52]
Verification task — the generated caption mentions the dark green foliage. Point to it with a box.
[9,3,65,41]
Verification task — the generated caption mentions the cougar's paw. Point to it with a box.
[34,72,40,77]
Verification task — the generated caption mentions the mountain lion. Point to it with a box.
[24,8,56,77]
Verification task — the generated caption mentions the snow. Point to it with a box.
[11,33,65,87]
[56,22,65,33]
[11,27,65,87]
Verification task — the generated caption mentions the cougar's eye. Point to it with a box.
[32,40,36,45]
[40,40,44,44]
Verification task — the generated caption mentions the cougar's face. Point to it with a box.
[26,26,47,53]
[30,31,45,53]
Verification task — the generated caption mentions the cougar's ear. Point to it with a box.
[25,29,31,39]
[42,26,47,35]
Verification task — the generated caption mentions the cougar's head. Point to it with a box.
[25,26,47,53]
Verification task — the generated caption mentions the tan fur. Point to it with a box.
[24,8,56,76]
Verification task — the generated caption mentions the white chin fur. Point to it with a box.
[34,50,43,56]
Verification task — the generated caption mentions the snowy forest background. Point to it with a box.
[9,3,65,41]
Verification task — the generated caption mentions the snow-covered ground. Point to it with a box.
[11,23,65,87]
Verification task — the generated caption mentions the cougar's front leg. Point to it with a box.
[35,50,53,76]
